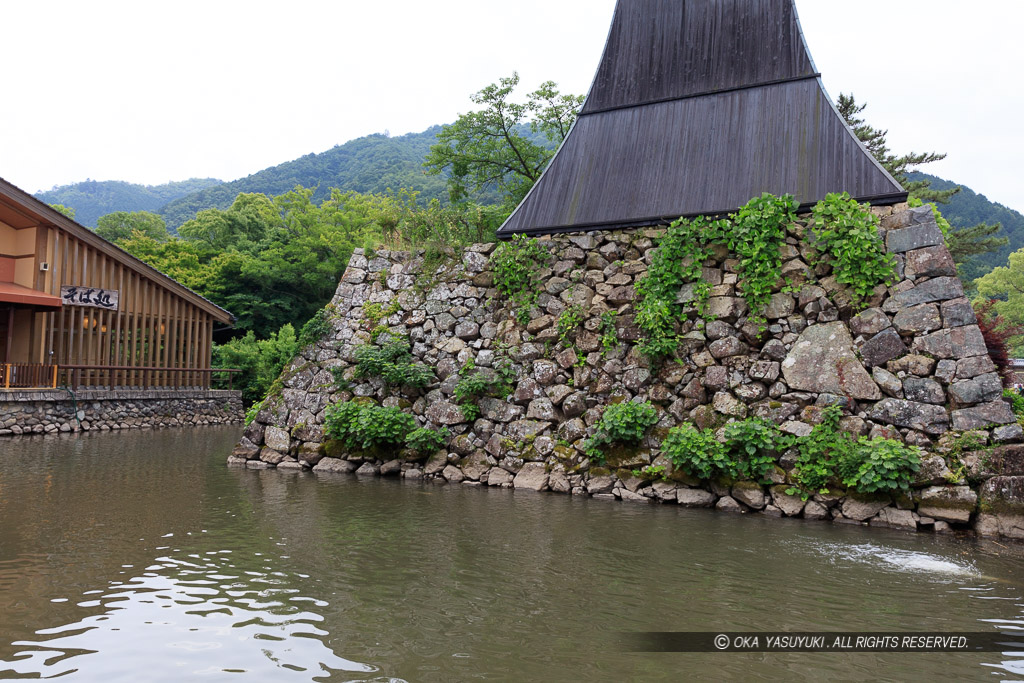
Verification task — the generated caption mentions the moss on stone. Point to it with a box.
[602,443,650,469]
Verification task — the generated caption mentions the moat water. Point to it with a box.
[1,426,1023,681]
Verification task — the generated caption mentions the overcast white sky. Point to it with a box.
[2,1,1022,213]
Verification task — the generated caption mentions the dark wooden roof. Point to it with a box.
[498,0,905,237]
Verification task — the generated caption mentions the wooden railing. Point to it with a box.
[57,365,242,391]
[1,363,58,389]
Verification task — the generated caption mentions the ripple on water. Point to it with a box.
[0,548,374,681]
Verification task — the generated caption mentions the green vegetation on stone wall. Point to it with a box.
[634,192,894,362]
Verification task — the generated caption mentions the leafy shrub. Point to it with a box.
[663,418,792,483]
[323,400,417,450]
[787,406,921,497]
[557,304,585,344]
[453,356,516,421]
[975,299,1023,387]
[406,427,448,455]
[353,336,434,389]
[584,401,659,461]
[789,406,856,495]
[298,305,334,349]
[244,399,263,426]
[213,323,299,404]
[661,423,733,480]
[842,438,921,494]
[811,192,896,305]
[632,465,667,481]
[722,417,792,482]
[726,193,797,327]
[1005,389,1024,417]
[490,235,551,325]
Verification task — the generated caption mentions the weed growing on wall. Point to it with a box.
[634,214,725,359]
[297,304,335,349]
[324,401,418,450]
[657,409,920,496]
[353,335,434,390]
[811,192,896,305]
[788,406,921,498]
[634,192,894,361]
[490,235,551,325]
[362,299,401,341]
[584,401,659,462]
[599,310,619,357]
[453,355,517,421]
[726,193,798,328]
[557,304,585,344]
[406,426,449,455]
[663,417,792,483]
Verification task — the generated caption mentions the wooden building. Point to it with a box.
[498,0,907,237]
[0,177,233,389]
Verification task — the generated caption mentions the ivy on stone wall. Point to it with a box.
[810,192,896,304]
[634,192,894,362]
[490,235,551,325]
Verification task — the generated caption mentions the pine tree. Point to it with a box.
[836,93,1007,276]
[836,93,956,204]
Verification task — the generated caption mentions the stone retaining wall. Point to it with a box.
[235,204,1024,540]
[1,389,243,435]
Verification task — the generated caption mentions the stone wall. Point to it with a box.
[1,389,243,435]
[234,204,1024,540]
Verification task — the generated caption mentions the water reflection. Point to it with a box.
[1,427,1024,680]
[4,548,371,680]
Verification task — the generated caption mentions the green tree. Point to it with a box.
[976,249,1024,352]
[178,192,280,251]
[424,73,583,212]
[212,324,299,404]
[49,203,76,219]
[95,210,169,243]
[836,93,953,204]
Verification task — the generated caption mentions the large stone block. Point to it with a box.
[264,426,291,453]
[513,462,549,491]
[859,328,908,368]
[911,326,987,360]
[850,308,891,337]
[940,297,976,328]
[706,296,748,320]
[917,485,977,524]
[949,373,1003,406]
[886,221,944,254]
[904,245,957,279]
[880,205,935,231]
[902,377,945,405]
[868,398,950,434]
[782,322,881,399]
[893,277,965,307]
[951,401,1016,430]
[892,304,942,335]
[426,400,466,425]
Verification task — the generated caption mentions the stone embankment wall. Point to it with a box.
[1,389,243,435]
[235,204,1024,540]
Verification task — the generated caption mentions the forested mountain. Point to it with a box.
[35,177,221,228]
[158,128,453,230]
[910,172,1024,278]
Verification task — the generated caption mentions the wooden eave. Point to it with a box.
[0,177,234,324]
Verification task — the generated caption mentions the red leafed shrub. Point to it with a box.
[973,299,1024,387]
